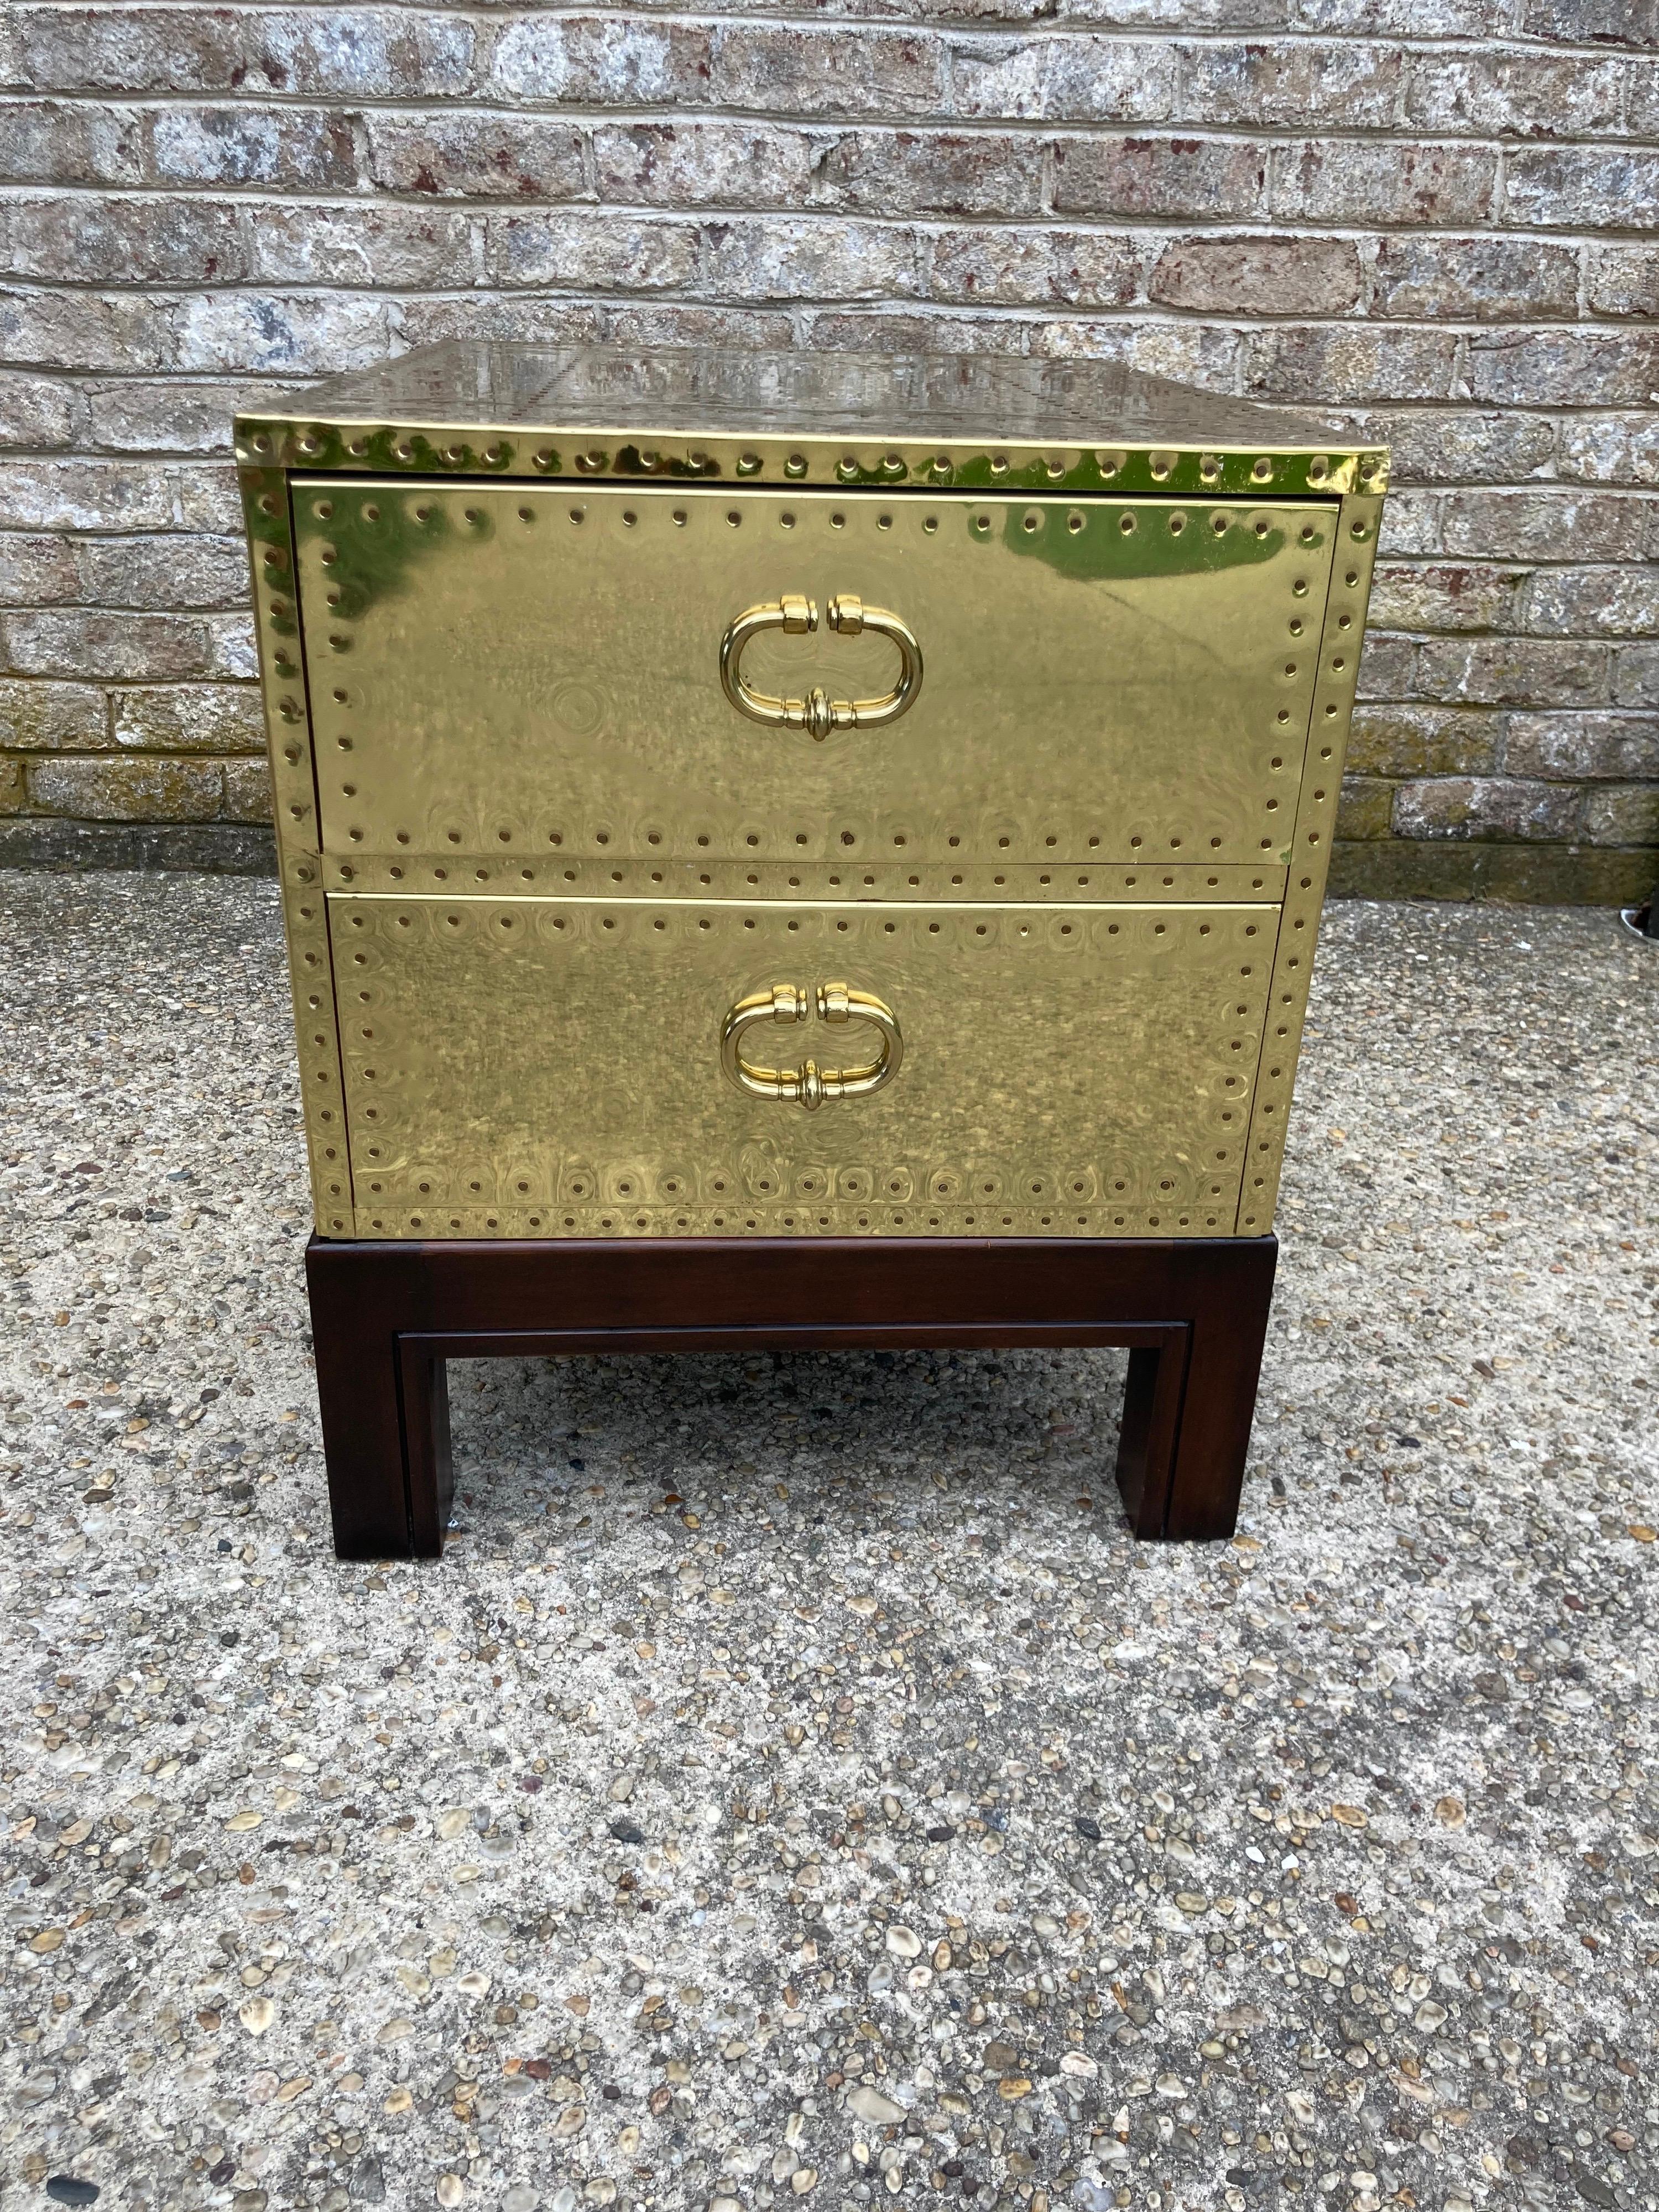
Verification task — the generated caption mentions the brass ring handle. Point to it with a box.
[720,980,904,1111]
[718,593,923,741]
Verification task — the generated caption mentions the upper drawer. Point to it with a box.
[294,481,1335,868]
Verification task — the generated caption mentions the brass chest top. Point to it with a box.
[237,339,1387,502]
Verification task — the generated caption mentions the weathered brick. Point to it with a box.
[1274,140,1497,225]
[0,371,77,448]
[206,612,258,681]
[111,683,265,755]
[250,203,478,289]
[0,458,178,531]
[221,756,273,822]
[1442,491,1645,564]
[171,293,390,376]
[1360,411,1558,489]
[1554,416,1659,489]
[1371,237,1578,322]
[1465,331,1659,409]
[2,101,147,185]
[1333,837,1651,905]
[1615,646,1659,708]
[1586,246,1659,321]
[363,112,587,200]
[1375,491,1441,557]
[1335,775,1396,839]
[1051,135,1267,221]
[149,105,358,190]
[927,226,1138,308]
[0,286,171,373]
[0,533,79,606]
[1241,325,1457,403]
[812,131,1047,218]
[1353,633,1418,702]
[486,211,698,293]
[1149,233,1362,315]
[1582,784,1659,846]
[27,752,223,821]
[1175,38,1400,127]
[1345,703,1499,777]
[713,24,942,116]
[1505,712,1659,782]
[1520,0,1659,54]
[950,34,1176,122]
[0,193,248,285]
[1505,147,1659,231]
[492,14,715,107]
[0,754,26,814]
[1048,319,1244,391]
[1526,568,1659,640]
[13,6,476,98]
[1297,0,1512,33]
[72,534,251,612]
[0,677,107,751]
[1368,562,1525,635]
[591,122,815,209]
[1417,638,1609,708]
[696,219,921,303]
[4,608,215,681]
[804,309,1029,358]
[1392,776,1580,842]
[82,378,285,456]
[1402,49,1627,139]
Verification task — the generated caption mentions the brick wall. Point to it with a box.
[2,3,1656,902]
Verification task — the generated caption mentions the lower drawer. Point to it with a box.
[325,896,1277,1239]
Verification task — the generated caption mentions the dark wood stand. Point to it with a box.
[304,1234,1278,1559]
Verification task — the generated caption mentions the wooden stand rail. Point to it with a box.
[305,1234,1278,1559]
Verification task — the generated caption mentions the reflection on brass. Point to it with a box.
[722,979,903,1108]
[719,594,923,741]
[241,340,1386,1243]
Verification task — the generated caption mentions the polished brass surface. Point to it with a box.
[329,898,1272,1240]
[240,339,1387,1244]
[721,979,903,1108]
[719,593,923,741]
[292,482,1334,868]
[237,341,1390,503]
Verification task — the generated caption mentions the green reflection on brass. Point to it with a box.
[1001,507,1301,584]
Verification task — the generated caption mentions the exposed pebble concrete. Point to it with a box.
[1,872,1655,2212]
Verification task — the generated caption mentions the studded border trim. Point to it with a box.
[1236,486,1384,1235]
[238,415,1387,504]
[242,463,355,1234]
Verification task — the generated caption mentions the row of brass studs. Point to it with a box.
[1236,492,1380,1234]
[311,857,1286,901]
[243,466,356,1233]
[253,415,1385,498]
[343,1205,1238,1240]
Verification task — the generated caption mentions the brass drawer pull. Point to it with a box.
[718,592,923,741]
[721,979,903,1110]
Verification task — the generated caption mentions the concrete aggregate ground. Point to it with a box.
[1,872,1655,2212]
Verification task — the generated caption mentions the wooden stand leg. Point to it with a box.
[304,1233,1276,1558]
[399,1343,453,1558]
[305,1239,417,1559]
[1160,1235,1279,1542]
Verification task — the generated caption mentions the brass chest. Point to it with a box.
[238,344,1385,1246]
